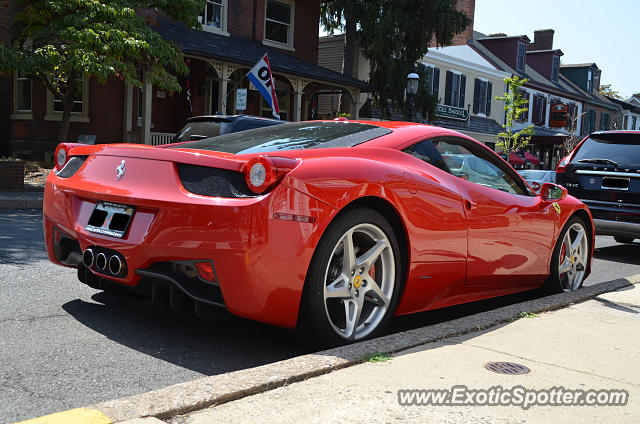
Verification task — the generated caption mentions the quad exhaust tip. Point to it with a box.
[109,255,123,275]
[96,252,107,271]
[83,249,95,268]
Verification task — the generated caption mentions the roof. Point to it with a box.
[434,115,504,135]
[526,49,563,55]
[559,63,598,69]
[605,96,640,112]
[470,32,587,101]
[155,18,372,91]
[476,34,531,42]
[559,75,620,111]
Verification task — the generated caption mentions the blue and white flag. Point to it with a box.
[247,54,280,119]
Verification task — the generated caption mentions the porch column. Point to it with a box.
[141,75,152,145]
[123,84,133,142]
[218,79,229,115]
[349,89,361,119]
[293,90,303,121]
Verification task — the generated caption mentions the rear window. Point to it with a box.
[171,121,391,154]
[172,121,227,143]
[573,133,640,165]
[519,170,548,179]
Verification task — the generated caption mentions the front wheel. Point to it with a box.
[545,216,591,293]
[302,208,403,346]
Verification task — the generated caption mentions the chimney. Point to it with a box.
[533,29,554,50]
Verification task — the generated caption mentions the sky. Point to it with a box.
[474,0,639,99]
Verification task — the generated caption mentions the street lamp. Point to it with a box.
[406,72,419,122]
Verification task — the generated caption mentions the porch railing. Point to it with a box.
[125,132,176,146]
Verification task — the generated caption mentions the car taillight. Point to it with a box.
[54,144,69,170]
[556,155,570,174]
[244,156,298,194]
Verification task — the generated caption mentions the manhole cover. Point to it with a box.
[485,362,530,375]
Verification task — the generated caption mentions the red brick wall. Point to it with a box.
[228,0,257,40]
[450,0,475,46]
[0,161,24,191]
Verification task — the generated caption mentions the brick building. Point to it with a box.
[1,0,370,160]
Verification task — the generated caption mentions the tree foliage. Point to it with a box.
[600,83,623,100]
[321,0,471,121]
[0,0,204,142]
[495,75,534,158]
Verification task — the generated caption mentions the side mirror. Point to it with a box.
[540,183,567,202]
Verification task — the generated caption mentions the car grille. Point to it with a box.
[177,163,257,198]
[55,156,88,178]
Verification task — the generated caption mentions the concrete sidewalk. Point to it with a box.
[175,284,640,424]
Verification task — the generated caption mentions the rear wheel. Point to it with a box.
[302,208,403,346]
[614,236,635,244]
[545,216,590,293]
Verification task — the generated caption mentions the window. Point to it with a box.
[623,115,629,130]
[472,78,492,115]
[199,0,227,34]
[16,73,32,112]
[565,104,578,131]
[424,66,440,98]
[600,112,610,131]
[261,87,289,120]
[444,71,466,108]
[551,56,559,82]
[583,109,597,134]
[264,0,293,47]
[633,116,638,130]
[532,95,546,126]
[517,90,530,122]
[46,75,89,122]
[586,70,593,92]
[516,42,526,72]
[430,137,529,195]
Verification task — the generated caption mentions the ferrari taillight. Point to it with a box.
[244,156,298,194]
[54,144,69,170]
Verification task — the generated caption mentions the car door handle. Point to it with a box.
[464,199,476,210]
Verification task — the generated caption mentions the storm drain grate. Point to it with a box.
[484,362,531,375]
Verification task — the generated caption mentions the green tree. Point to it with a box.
[495,75,534,162]
[321,0,470,121]
[600,83,623,100]
[0,0,204,143]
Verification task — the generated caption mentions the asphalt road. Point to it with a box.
[1,210,638,423]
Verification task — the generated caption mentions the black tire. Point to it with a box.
[301,208,403,347]
[614,236,635,244]
[544,215,591,294]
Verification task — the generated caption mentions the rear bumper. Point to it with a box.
[43,174,334,328]
[593,219,640,238]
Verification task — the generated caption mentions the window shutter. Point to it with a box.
[542,98,547,126]
[445,71,452,106]
[433,68,440,99]
[486,82,492,116]
[532,95,539,125]
[459,74,466,108]
[522,92,529,121]
[473,78,480,114]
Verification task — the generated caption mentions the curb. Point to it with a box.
[0,193,43,210]
[19,275,640,423]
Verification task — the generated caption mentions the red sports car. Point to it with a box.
[44,121,594,344]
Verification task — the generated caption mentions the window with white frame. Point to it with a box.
[199,0,227,34]
[551,56,559,82]
[52,75,85,113]
[472,78,492,116]
[586,70,593,92]
[16,73,32,112]
[444,71,465,108]
[516,42,526,72]
[265,0,293,47]
[424,65,440,98]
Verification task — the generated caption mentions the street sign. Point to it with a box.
[435,104,469,120]
[236,88,247,111]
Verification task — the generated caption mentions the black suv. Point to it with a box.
[170,115,283,143]
[557,131,640,243]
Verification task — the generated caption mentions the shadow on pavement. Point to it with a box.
[0,210,47,266]
[62,291,311,376]
[594,241,640,266]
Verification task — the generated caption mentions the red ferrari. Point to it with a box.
[44,121,594,344]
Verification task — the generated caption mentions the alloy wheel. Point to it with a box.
[557,222,588,291]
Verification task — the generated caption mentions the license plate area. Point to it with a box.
[85,201,135,238]
[602,177,630,191]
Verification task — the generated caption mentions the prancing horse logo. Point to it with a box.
[116,160,126,181]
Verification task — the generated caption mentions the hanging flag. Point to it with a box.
[247,54,280,119]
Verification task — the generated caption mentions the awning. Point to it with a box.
[521,151,541,165]
[509,152,526,165]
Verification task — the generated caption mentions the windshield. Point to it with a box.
[573,133,640,166]
[172,121,227,143]
[171,121,391,154]
[519,170,548,179]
